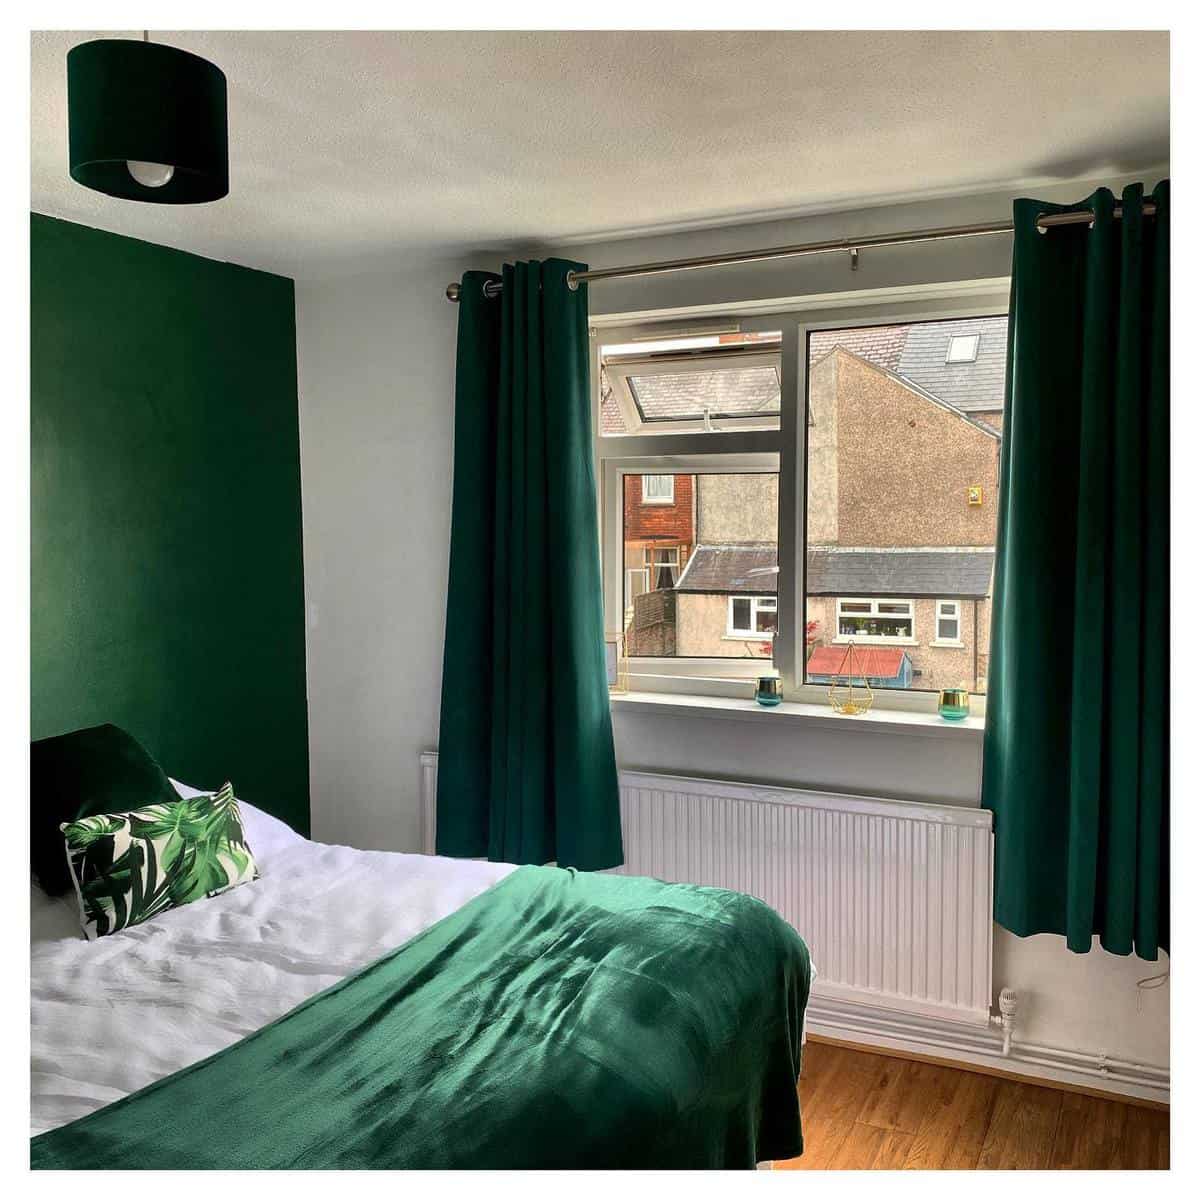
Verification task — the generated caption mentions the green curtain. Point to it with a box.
[436,259,623,870]
[983,182,1169,960]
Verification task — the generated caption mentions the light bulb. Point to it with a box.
[126,161,175,188]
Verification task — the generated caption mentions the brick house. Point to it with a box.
[623,473,694,654]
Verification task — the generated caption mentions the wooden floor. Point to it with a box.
[772,1040,1169,1170]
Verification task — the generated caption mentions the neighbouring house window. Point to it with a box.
[647,546,680,589]
[728,595,778,638]
[935,599,962,643]
[642,475,675,503]
[625,566,650,610]
[836,598,915,642]
[945,333,980,362]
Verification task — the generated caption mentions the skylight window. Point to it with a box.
[945,333,980,363]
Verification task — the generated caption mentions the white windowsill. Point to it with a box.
[832,636,918,647]
[930,639,966,649]
[610,690,985,742]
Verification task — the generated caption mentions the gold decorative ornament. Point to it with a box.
[967,485,983,506]
[827,641,874,716]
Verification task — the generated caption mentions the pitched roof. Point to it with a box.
[807,645,907,679]
[832,347,1001,440]
[896,316,1008,414]
[676,545,777,593]
[808,324,908,372]
[807,548,994,598]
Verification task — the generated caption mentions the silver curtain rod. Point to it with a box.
[444,203,1157,302]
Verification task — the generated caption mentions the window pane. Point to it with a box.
[642,474,674,502]
[805,316,1004,693]
[629,367,780,422]
[600,331,782,437]
[624,473,778,659]
[946,333,981,363]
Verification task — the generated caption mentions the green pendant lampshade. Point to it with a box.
[67,38,228,204]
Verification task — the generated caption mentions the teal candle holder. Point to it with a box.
[938,687,970,720]
[755,676,783,707]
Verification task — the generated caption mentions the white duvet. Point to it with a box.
[30,781,515,1137]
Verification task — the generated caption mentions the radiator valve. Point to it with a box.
[992,987,1018,1056]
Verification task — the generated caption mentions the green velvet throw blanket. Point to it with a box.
[31,866,811,1169]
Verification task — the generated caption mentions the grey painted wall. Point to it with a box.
[295,255,474,852]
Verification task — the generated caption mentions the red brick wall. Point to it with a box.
[623,474,695,542]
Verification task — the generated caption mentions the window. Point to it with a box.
[625,566,650,609]
[835,598,914,642]
[945,333,980,362]
[641,474,674,504]
[624,547,680,606]
[600,331,783,437]
[935,600,962,644]
[805,314,1004,695]
[647,546,680,589]
[618,471,779,660]
[728,595,778,638]
[597,303,1005,700]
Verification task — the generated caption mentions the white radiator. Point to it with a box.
[419,755,993,1027]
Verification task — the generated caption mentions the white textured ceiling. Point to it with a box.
[31,30,1169,279]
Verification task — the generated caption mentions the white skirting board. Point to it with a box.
[419,752,1168,1103]
[804,993,1169,1104]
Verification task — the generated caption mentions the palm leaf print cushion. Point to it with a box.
[60,783,259,939]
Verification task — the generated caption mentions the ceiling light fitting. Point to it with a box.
[67,31,229,204]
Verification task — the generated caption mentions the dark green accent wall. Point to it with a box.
[31,214,310,834]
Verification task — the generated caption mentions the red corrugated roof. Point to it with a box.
[807,646,906,679]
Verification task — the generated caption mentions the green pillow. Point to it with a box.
[61,782,260,939]
[31,724,180,896]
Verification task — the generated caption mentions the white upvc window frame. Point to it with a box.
[592,283,1007,713]
[933,598,964,646]
[604,346,783,437]
[727,594,778,638]
[834,597,917,644]
[641,474,675,504]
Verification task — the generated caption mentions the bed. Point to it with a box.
[31,781,811,1169]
